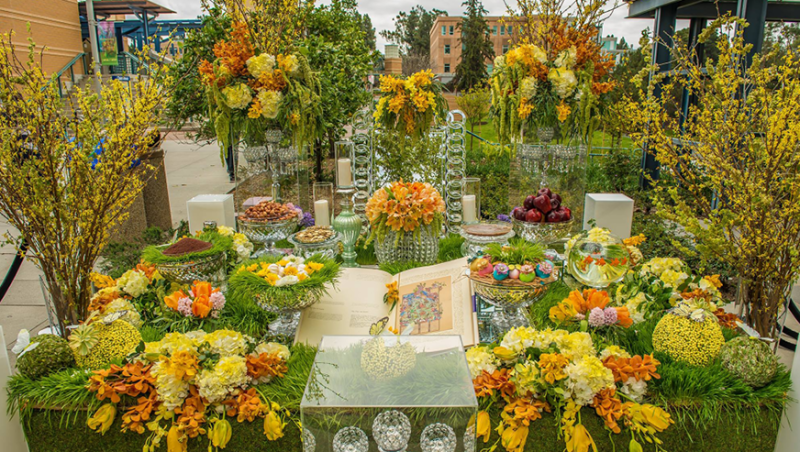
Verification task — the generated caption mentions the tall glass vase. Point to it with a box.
[373,223,439,265]
[265,129,283,203]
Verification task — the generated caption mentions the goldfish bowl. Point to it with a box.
[512,218,576,245]
[467,271,556,335]
[566,230,631,288]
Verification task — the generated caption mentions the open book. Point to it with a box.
[294,258,478,347]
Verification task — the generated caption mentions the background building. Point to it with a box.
[429,15,525,83]
[1,0,85,74]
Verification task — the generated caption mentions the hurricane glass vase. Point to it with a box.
[374,223,439,265]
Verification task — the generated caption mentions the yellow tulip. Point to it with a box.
[263,411,285,441]
[566,424,597,452]
[476,410,491,443]
[641,405,672,432]
[501,424,528,452]
[87,403,116,435]
[210,418,232,449]
[167,425,186,452]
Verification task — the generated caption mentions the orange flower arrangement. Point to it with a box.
[365,181,445,245]
[549,289,633,328]
[163,281,225,320]
[246,352,289,381]
[602,355,661,383]
[591,388,624,433]
[474,368,516,400]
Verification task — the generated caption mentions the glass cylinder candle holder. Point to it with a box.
[312,182,334,227]
[462,177,481,225]
[335,141,355,189]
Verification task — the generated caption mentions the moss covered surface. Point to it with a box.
[21,405,780,452]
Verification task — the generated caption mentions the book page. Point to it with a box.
[294,268,393,346]
[393,258,477,347]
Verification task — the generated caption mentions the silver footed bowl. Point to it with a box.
[155,252,228,286]
[512,217,576,244]
[287,231,342,260]
[467,269,557,309]
[237,216,298,256]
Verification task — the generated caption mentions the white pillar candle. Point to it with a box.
[462,195,477,224]
[337,158,353,187]
[314,200,331,227]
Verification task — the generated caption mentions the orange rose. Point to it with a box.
[164,290,187,311]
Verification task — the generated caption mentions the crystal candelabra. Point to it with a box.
[332,187,361,268]
[265,129,283,203]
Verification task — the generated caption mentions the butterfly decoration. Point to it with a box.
[369,317,389,336]
[736,320,775,343]
[11,329,39,359]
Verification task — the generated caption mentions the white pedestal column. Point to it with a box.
[583,193,634,238]
[0,326,30,452]
[187,194,235,233]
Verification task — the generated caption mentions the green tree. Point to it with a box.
[380,6,447,59]
[360,13,377,51]
[304,0,378,179]
[456,84,491,149]
[164,6,231,139]
[454,0,494,91]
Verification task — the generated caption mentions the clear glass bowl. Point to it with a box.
[459,221,515,257]
[512,217,576,244]
[155,252,228,286]
[374,224,439,265]
[468,270,556,334]
[567,230,631,288]
[254,290,322,339]
[237,217,298,257]
[287,231,342,260]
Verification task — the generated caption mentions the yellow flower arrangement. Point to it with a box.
[473,326,667,452]
[365,181,446,246]
[373,70,447,138]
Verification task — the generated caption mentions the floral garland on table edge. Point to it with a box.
[86,329,292,451]
[490,20,614,144]
[374,70,448,139]
[199,21,323,154]
[365,181,446,247]
[228,254,341,311]
[467,327,672,452]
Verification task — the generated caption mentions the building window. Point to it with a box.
[449,26,454,35]
[520,26,524,34]
[487,63,493,75]
[508,26,513,35]
[462,43,466,51]
[444,44,450,55]
[500,26,505,35]
[444,63,451,73]
[492,26,497,35]
[442,26,446,36]
[503,44,509,54]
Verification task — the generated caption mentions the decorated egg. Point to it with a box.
[509,268,520,280]
[493,263,510,281]
[536,260,554,279]
[519,264,536,283]
[469,257,489,273]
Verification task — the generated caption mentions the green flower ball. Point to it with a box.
[360,338,417,380]
[652,314,724,366]
[719,336,779,388]
[76,320,142,369]
[16,334,75,380]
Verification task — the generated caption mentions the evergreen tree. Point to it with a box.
[454,0,494,91]
[380,6,447,57]
[360,13,377,51]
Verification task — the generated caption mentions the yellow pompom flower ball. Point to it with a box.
[76,320,142,369]
[652,314,724,366]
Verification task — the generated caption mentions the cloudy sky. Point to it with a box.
[156,0,685,50]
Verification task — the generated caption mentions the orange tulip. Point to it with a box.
[192,281,214,299]
[567,289,610,314]
[614,307,633,328]
[164,290,187,311]
[192,295,212,318]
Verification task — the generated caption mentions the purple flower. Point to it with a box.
[603,307,618,325]
[299,211,314,227]
[177,297,193,317]
[588,307,606,328]
[497,214,512,223]
[210,292,226,311]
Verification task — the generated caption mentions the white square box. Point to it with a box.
[187,194,235,233]
[583,193,634,239]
